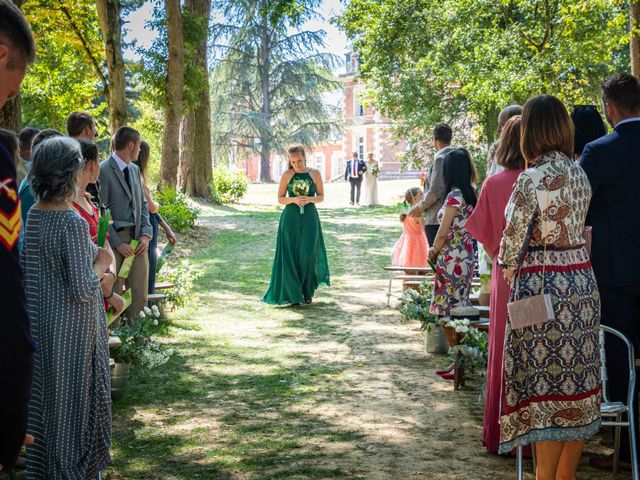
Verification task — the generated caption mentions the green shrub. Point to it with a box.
[157,187,200,232]
[208,167,249,204]
[156,258,198,310]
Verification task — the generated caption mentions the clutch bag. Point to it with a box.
[507,293,555,330]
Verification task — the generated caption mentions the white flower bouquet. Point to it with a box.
[290,178,311,214]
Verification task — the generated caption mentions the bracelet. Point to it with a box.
[104,291,114,300]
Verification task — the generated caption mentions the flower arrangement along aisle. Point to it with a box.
[397,278,438,332]
[444,318,488,376]
[290,177,311,214]
[110,306,174,369]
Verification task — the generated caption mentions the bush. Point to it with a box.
[157,187,200,232]
[208,167,249,204]
[157,258,198,310]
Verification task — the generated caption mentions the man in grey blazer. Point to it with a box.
[410,124,454,245]
[99,126,152,318]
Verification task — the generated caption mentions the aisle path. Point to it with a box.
[107,181,606,480]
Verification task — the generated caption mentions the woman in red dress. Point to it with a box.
[73,139,124,314]
[465,116,525,453]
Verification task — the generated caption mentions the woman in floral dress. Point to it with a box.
[498,95,600,479]
[428,149,477,316]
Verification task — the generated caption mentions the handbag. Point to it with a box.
[506,189,556,330]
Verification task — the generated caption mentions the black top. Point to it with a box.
[0,142,34,469]
[580,119,640,286]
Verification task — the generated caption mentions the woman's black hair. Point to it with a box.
[77,138,99,165]
[570,105,607,156]
[443,148,477,207]
[134,140,150,176]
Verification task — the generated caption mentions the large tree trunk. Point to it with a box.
[179,0,212,197]
[259,15,272,182]
[632,0,640,78]
[159,0,184,189]
[0,97,21,131]
[95,0,127,133]
[0,0,24,129]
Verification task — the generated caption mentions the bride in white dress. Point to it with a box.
[362,152,379,206]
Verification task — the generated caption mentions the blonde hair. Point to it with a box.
[287,144,306,169]
[400,187,422,221]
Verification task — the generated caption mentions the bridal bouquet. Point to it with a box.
[290,178,311,214]
[371,164,380,177]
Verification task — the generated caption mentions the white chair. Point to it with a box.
[599,324,638,479]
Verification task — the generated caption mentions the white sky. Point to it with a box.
[124,0,350,66]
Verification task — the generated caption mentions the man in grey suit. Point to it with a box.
[410,124,454,245]
[99,126,152,318]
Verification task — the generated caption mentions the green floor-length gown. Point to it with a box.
[263,171,330,305]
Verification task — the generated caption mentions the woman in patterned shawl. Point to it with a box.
[498,95,601,479]
[23,137,113,479]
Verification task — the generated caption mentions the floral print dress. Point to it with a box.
[430,188,475,316]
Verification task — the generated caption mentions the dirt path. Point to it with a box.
[106,181,610,480]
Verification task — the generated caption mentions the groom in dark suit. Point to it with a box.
[345,152,367,205]
[580,73,640,472]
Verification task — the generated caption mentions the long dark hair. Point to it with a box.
[135,140,151,176]
[443,148,477,207]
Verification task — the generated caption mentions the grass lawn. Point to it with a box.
[7,180,612,480]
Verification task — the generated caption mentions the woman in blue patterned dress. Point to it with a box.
[498,95,600,479]
[428,149,477,317]
[23,137,113,479]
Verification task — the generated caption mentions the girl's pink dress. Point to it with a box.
[391,217,429,267]
[465,168,523,454]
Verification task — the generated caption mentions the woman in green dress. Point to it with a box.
[263,145,330,305]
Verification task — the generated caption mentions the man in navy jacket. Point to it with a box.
[580,73,640,471]
[0,0,36,472]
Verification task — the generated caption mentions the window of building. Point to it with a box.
[354,92,364,117]
[358,136,365,160]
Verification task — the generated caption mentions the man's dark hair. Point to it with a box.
[433,124,453,145]
[602,73,640,116]
[0,0,36,65]
[0,128,18,157]
[31,128,63,151]
[66,111,95,137]
[77,138,99,164]
[18,127,39,152]
[113,126,140,151]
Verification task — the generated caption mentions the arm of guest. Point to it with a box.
[139,177,153,239]
[429,205,457,258]
[417,156,445,212]
[498,173,537,271]
[63,217,102,303]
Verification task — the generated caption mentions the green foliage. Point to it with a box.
[340,0,629,169]
[208,167,249,204]
[397,278,438,332]
[157,187,200,232]
[446,321,489,375]
[110,308,174,369]
[21,1,107,131]
[129,99,164,186]
[156,258,198,310]
[137,0,209,112]
[210,0,341,165]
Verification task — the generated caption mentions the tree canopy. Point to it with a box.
[340,0,630,167]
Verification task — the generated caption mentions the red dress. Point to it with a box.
[391,217,429,267]
[73,201,109,310]
[465,168,523,453]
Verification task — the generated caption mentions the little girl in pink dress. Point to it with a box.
[391,187,430,267]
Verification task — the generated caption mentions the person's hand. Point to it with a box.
[297,196,310,206]
[503,268,516,282]
[100,271,116,296]
[164,226,177,245]
[0,434,35,471]
[428,248,438,263]
[135,236,150,256]
[107,292,125,314]
[94,247,112,273]
[409,206,422,218]
[116,242,135,258]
